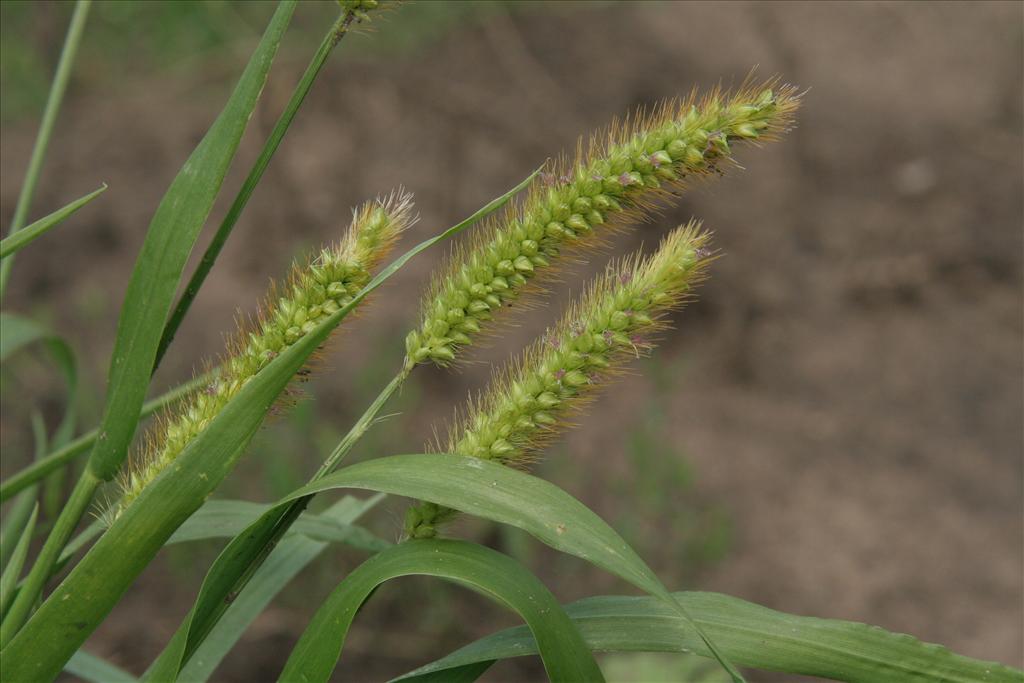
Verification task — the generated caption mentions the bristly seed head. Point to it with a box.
[109,190,416,522]
[404,221,714,538]
[403,79,798,369]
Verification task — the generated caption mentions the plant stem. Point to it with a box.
[0,372,211,504]
[0,0,91,302]
[315,360,413,478]
[153,10,357,371]
[0,468,100,646]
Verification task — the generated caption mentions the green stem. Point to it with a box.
[0,372,210,504]
[315,360,413,479]
[153,10,357,371]
[0,468,100,646]
[0,0,91,302]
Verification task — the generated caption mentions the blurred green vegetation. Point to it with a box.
[0,0,558,122]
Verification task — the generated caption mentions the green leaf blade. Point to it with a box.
[179,495,384,683]
[0,504,38,618]
[0,0,91,299]
[282,453,741,680]
[3,165,539,683]
[0,1,302,671]
[278,539,604,683]
[65,650,138,683]
[86,1,296,481]
[0,184,107,259]
[288,454,664,598]
[394,592,1024,683]
[165,497,391,552]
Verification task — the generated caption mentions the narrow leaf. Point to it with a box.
[278,539,604,683]
[141,167,540,682]
[179,495,384,683]
[3,168,540,683]
[0,2,300,671]
[0,184,107,259]
[166,498,391,553]
[65,650,137,683]
[0,492,36,572]
[86,0,296,482]
[394,592,1024,683]
[155,7,363,368]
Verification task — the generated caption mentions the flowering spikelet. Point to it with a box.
[112,191,415,520]
[404,222,713,538]
[404,80,796,366]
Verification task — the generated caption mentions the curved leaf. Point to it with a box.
[0,1,301,673]
[280,454,738,679]
[279,539,604,683]
[394,592,1024,683]
[1,0,298,651]
[178,495,384,683]
[0,312,78,461]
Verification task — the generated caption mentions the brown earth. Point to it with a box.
[2,1,1022,682]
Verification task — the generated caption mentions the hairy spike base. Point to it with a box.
[405,80,796,367]
[111,191,415,520]
[404,222,713,538]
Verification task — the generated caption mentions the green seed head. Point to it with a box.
[110,190,415,522]
[406,79,796,367]
[404,222,714,538]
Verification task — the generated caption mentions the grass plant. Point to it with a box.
[0,3,1019,683]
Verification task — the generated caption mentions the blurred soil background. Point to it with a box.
[1,1,1022,681]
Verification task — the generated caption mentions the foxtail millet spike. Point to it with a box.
[404,80,797,367]
[404,222,714,538]
[110,190,416,521]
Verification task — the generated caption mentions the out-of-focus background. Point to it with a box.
[1,1,1021,681]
